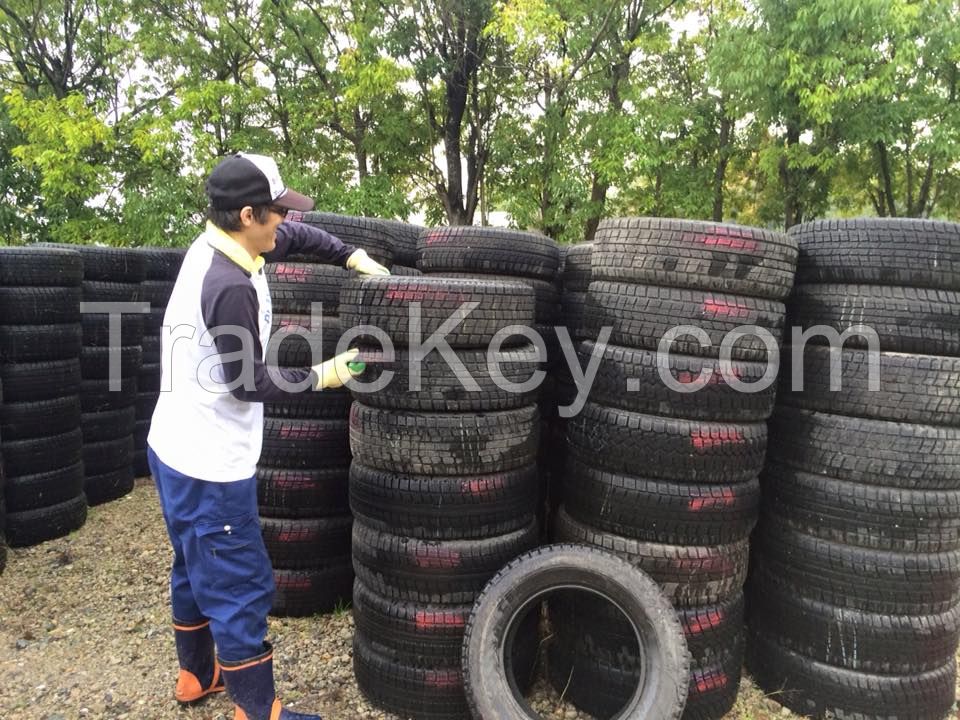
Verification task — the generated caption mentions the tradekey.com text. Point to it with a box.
[83,301,882,419]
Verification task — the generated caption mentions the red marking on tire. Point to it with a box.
[672,555,737,573]
[702,299,751,318]
[272,472,315,490]
[277,530,316,543]
[676,368,742,385]
[277,577,311,590]
[384,287,467,303]
[700,229,759,252]
[287,211,305,223]
[694,669,728,694]
[690,429,745,450]
[683,609,725,636]
[425,670,462,689]
[462,476,504,495]
[272,264,310,281]
[413,547,462,569]
[415,610,466,630]
[422,232,451,246]
[689,489,737,511]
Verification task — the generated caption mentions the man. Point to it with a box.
[147,152,388,720]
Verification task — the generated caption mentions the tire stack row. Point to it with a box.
[76,247,145,505]
[550,218,798,719]
[0,378,5,574]
[0,246,87,547]
[134,249,186,476]
[416,225,561,533]
[747,218,960,720]
[258,214,396,617]
[342,275,542,720]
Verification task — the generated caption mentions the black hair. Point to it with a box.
[206,205,272,231]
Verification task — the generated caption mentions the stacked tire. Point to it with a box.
[342,276,541,720]
[748,218,960,720]
[551,218,797,719]
[0,246,87,546]
[378,218,422,272]
[134,248,185,476]
[417,225,561,533]
[258,219,391,617]
[77,248,144,505]
[0,380,5,574]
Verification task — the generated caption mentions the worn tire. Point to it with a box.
[259,417,350,469]
[261,514,353,569]
[266,262,351,314]
[428,272,561,324]
[349,462,538,540]
[0,246,82,286]
[339,276,536,349]
[754,518,960,615]
[418,226,559,281]
[269,560,354,617]
[5,494,87,547]
[781,346,960,426]
[352,518,539,604]
[0,323,81,362]
[748,572,960,674]
[0,286,80,324]
[562,457,759,545]
[353,632,469,720]
[85,465,135,505]
[138,247,186,281]
[553,506,748,607]
[790,284,960,357]
[0,360,81,403]
[349,345,542,412]
[577,340,777,422]
[747,631,957,720]
[297,212,395,265]
[762,461,960,552]
[4,462,85,512]
[0,395,81,440]
[349,403,539,476]
[257,467,350,518]
[562,243,593,291]
[593,218,797,300]
[565,402,767,483]
[791,218,960,290]
[767,406,960,490]
[464,544,690,720]
[2,428,83,477]
[585,282,784,361]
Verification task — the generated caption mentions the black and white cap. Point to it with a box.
[205,152,314,211]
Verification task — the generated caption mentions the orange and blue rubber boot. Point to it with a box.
[220,642,321,720]
[173,619,225,704]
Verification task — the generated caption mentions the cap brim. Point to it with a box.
[273,188,315,212]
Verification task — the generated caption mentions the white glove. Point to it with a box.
[312,348,361,390]
[346,249,390,276]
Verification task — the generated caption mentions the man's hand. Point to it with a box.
[346,248,390,276]
[312,348,362,390]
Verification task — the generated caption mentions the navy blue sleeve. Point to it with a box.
[201,279,317,402]
[263,221,357,267]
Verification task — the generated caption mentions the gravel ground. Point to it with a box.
[0,479,954,720]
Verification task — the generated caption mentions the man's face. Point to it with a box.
[239,205,287,254]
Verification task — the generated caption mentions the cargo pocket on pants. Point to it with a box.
[195,515,264,591]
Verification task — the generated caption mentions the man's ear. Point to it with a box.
[239,206,254,227]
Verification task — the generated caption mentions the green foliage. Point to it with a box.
[0,0,957,245]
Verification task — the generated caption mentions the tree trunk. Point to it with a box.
[712,114,733,222]
[780,124,804,229]
[876,140,898,217]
